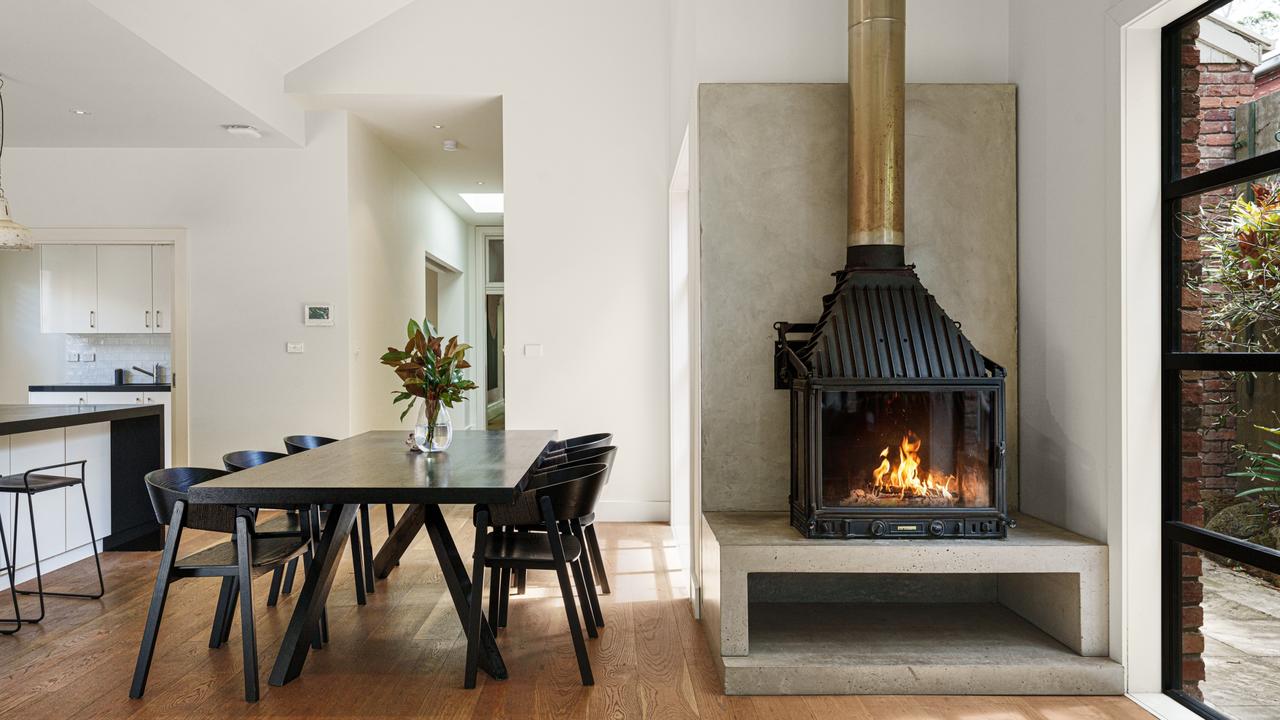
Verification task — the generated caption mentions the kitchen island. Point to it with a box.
[0,404,164,585]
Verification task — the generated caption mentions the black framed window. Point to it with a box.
[1162,3,1280,718]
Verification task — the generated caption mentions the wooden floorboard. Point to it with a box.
[0,507,1151,719]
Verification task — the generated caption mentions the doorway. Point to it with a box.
[472,227,505,430]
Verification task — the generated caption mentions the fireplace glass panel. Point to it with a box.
[820,389,995,509]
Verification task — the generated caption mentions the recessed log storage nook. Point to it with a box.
[694,0,1121,696]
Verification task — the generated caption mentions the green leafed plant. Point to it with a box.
[380,318,478,445]
[1232,425,1280,509]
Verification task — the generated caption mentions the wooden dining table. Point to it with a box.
[188,429,555,687]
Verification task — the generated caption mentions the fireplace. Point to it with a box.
[774,0,1011,539]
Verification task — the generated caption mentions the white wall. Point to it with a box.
[347,115,471,434]
[1010,0,1112,543]
[0,251,67,403]
[288,0,672,520]
[3,111,352,465]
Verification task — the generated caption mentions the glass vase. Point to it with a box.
[413,402,453,453]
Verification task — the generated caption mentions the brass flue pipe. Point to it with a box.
[848,0,905,248]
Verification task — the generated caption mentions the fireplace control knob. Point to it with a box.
[870,521,886,537]
[929,520,945,537]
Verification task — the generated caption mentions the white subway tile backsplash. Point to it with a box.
[64,334,172,383]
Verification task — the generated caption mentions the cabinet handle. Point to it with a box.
[89,310,95,328]
[145,310,151,328]
[155,310,162,328]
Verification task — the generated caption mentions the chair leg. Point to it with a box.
[266,567,283,607]
[498,567,511,628]
[585,523,610,595]
[220,578,239,646]
[281,557,298,594]
[515,567,526,595]
[12,494,46,623]
[464,512,489,690]
[209,576,235,648]
[488,563,501,631]
[235,517,259,702]
[385,503,396,534]
[359,504,376,593]
[571,521,604,628]
[349,516,367,606]
[130,507,185,699]
[570,559,598,639]
[0,510,20,633]
[552,556,593,685]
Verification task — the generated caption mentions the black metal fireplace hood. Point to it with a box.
[775,249,1003,385]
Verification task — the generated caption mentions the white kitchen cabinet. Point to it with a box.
[96,245,154,334]
[39,245,97,334]
[151,245,173,333]
[9,429,67,566]
[28,391,89,406]
[39,244,174,335]
[65,423,112,547]
[86,390,147,406]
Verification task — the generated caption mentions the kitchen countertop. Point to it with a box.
[30,384,171,392]
[0,403,163,436]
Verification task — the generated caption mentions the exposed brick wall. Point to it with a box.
[1177,28,1258,700]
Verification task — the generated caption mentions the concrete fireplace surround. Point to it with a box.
[695,84,1120,695]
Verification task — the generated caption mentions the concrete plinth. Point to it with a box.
[700,511,1120,695]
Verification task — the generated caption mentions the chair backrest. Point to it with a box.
[540,433,613,465]
[144,467,239,533]
[222,450,287,473]
[530,446,616,489]
[283,435,338,455]
[532,463,609,523]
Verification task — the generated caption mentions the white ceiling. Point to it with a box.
[0,0,295,147]
[305,94,504,225]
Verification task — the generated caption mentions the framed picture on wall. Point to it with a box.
[303,303,334,326]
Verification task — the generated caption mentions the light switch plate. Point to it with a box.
[66,352,79,362]
[80,352,95,362]
[524,344,543,357]
[286,342,305,354]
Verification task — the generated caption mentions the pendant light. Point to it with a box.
[0,75,32,251]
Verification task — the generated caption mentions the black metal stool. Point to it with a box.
[0,460,104,625]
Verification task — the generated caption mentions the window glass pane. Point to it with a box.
[487,237,504,283]
[819,389,996,509]
[1180,371,1280,547]
[1177,544,1280,718]
[1178,4,1280,179]
[1176,174,1280,352]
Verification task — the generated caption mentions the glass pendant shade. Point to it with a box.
[0,195,32,250]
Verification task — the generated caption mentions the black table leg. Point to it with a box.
[421,504,507,681]
[373,503,426,578]
[268,503,357,687]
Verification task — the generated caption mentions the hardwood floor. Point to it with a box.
[0,508,1152,719]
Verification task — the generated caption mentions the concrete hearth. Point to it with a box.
[700,512,1121,695]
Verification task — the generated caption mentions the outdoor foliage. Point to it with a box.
[380,319,478,430]
[1233,425,1280,513]
[1191,182,1280,352]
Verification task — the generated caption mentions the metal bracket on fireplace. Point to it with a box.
[773,322,814,389]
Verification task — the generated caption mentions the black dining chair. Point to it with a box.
[0,460,105,626]
[467,463,610,688]
[541,433,612,461]
[130,467,309,702]
[284,435,381,600]
[511,444,618,603]
[222,450,310,607]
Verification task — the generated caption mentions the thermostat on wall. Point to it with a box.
[303,303,334,326]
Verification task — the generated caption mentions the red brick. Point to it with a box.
[1184,606,1203,629]
[1183,554,1202,577]
[1184,632,1205,654]
[1183,658,1206,682]
[1183,506,1205,527]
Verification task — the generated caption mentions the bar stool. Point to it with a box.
[284,435,377,597]
[0,511,19,634]
[0,460,104,625]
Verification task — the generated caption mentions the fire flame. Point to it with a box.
[871,432,955,500]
